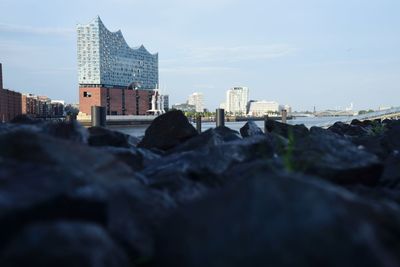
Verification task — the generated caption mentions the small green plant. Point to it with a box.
[283,129,295,172]
[370,121,386,136]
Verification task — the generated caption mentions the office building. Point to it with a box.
[226,87,249,114]
[77,16,159,115]
[188,92,204,113]
[248,101,280,116]
[172,103,196,112]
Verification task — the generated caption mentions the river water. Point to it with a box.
[114,116,351,137]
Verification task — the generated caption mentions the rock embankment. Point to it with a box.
[1,111,400,267]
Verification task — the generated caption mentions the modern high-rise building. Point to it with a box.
[77,17,159,115]
[226,87,249,115]
[188,92,204,113]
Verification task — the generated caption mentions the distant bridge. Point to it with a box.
[317,107,400,128]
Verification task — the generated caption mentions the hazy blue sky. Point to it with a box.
[0,0,399,111]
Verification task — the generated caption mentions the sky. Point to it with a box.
[0,0,399,111]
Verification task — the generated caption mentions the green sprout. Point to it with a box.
[370,121,386,136]
[283,129,295,172]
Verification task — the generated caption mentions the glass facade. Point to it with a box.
[77,17,158,89]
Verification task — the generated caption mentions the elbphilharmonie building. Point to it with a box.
[77,16,158,89]
[77,17,160,115]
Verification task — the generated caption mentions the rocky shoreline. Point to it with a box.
[0,110,400,266]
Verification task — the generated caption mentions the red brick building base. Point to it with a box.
[79,87,155,115]
[0,89,22,122]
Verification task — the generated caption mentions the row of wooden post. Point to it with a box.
[88,106,288,131]
[195,108,288,134]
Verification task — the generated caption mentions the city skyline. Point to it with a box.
[0,0,400,111]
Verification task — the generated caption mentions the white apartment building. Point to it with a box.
[188,92,204,113]
[226,87,249,114]
[248,100,280,116]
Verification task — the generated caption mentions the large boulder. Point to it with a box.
[240,121,264,138]
[138,110,198,151]
[0,128,136,182]
[381,125,400,156]
[88,126,140,148]
[143,135,274,203]
[154,172,400,267]
[4,119,88,144]
[100,146,161,172]
[290,127,383,186]
[328,121,370,137]
[43,120,88,144]
[0,222,130,267]
[170,126,241,154]
[10,115,44,125]
[264,120,309,139]
[379,152,400,189]
[0,128,160,258]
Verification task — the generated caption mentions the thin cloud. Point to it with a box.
[160,66,237,75]
[185,44,297,63]
[0,23,74,37]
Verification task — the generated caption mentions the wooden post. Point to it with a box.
[91,106,106,127]
[216,108,225,127]
[282,109,287,124]
[196,114,202,134]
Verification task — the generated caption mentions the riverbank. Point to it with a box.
[0,111,400,266]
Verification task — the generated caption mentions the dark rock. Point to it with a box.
[328,121,370,137]
[138,110,198,151]
[88,126,140,148]
[154,173,400,267]
[10,115,44,124]
[240,121,264,138]
[379,152,400,189]
[383,119,400,129]
[351,119,374,127]
[144,135,274,203]
[100,146,161,172]
[381,125,400,155]
[170,126,241,154]
[0,125,175,262]
[0,222,130,267]
[290,127,383,186]
[345,185,400,209]
[350,135,386,159]
[0,129,136,181]
[264,120,309,139]
[0,158,173,261]
[43,120,88,144]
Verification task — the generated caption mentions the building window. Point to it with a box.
[83,92,92,98]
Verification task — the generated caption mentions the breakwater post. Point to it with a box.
[264,115,269,133]
[216,108,225,127]
[196,114,202,134]
[282,110,287,124]
[91,106,106,127]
